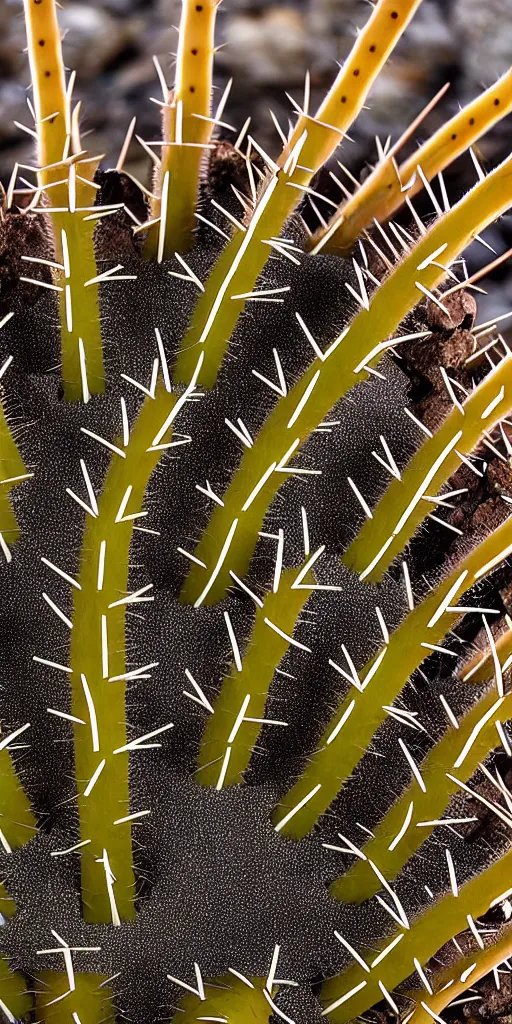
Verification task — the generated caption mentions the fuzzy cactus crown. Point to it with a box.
[1,2,512,1023]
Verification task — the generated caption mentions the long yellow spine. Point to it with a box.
[146,0,219,259]
[23,0,68,189]
[175,0,424,388]
[313,68,512,254]
[22,0,104,399]
[197,569,310,787]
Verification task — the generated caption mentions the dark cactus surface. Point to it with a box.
[1,2,512,1023]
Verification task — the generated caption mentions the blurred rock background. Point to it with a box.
[1,0,512,318]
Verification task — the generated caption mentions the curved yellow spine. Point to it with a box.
[146,0,219,259]
[332,687,512,902]
[22,0,104,399]
[174,0,424,388]
[313,68,512,254]
[273,511,512,838]
[405,923,512,1024]
[180,151,512,607]
[344,351,512,582]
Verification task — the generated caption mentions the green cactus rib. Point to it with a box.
[145,0,219,259]
[319,844,512,1022]
[174,0,423,389]
[405,922,512,1024]
[0,741,37,851]
[312,67,512,255]
[461,622,512,683]
[343,359,512,583]
[52,211,105,401]
[0,958,32,1021]
[0,395,31,547]
[8,2,512,1020]
[172,975,271,1023]
[331,685,512,903]
[197,566,311,787]
[0,395,38,920]
[0,882,15,919]
[35,973,113,1024]
[0,392,37,920]
[23,0,104,400]
[180,153,512,607]
[69,383,176,923]
[272,510,512,838]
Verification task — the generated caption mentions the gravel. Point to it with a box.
[1,0,512,316]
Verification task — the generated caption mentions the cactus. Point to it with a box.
[2,0,512,1021]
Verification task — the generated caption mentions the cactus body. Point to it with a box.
[1,2,512,1023]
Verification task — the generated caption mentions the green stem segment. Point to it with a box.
[332,687,512,902]
[172,976,270,1023]
[0,882,15,919]
[406,923,512,1024]
[23,0,104,399]
[0,404,37,918]
[0,959,32,1021]
[35,974,113,1024]
[180,152,512,607]
[320,845,512,1021]
[55,212,104,400]
[0,743,37,852]
[273,511,512,838]
[197,567,311,786]
[0,401,31,546]
[312,68,512,254]
[145,0,219,259]
[70,385,176,923]
[344,349,512,582]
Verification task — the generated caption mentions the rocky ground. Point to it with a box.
[1,0,512,315]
